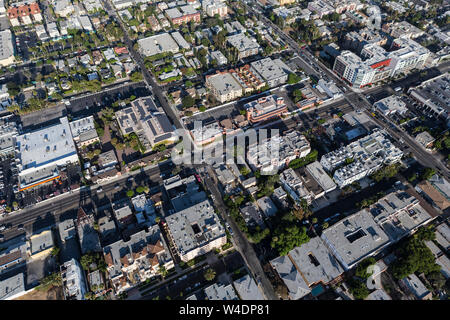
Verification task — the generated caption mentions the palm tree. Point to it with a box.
[158,265,169,278]
[204,268,216,281]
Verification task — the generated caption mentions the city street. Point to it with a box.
[0,161,174,242]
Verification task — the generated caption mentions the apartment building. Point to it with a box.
[226,33,261,59]
[205,71,244,103]
[202,0,227,17]
[8,1,42,26]
[165,200,226,262]
[271,237,344,300]
[321,190,433,270]
[334,38,430,87]
[0,115,18,157]
[333,50,376,88]
[250,58,291,88]
[60,258,88,300]
[320,129,403,187]
[103,226,173,293]
[0,30,15,67]
[389,38,430,77]
[69,116,100,148]
[115,96,176,149]
[165,5,200,25]
[247,129,310,174]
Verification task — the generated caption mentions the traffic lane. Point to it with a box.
[200,167,278,300]
[0,162,173,240]
[365,110,450,179]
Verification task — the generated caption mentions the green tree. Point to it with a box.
[204,268,216,281]
[355,257,376,279]
[421,167,436,181]
[182,95,195,109]
[287,72,301,84]
[391,228,441,279]
[136,186,145,194]
[158,265,169,278]
[348,278,369,300]
[270,225,310,256]
[126,190,135,197]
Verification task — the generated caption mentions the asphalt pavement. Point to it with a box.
[0,161,173,242]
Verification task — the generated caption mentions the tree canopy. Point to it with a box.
[270,225,310,256]
[391,227,440,279]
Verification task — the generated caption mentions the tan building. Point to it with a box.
[206,72,243,103]
[279,0,296,5]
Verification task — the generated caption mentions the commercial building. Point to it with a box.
[27,228,55,260]
[317,79,343,100]
[58,219,76,243]
[189,121,223,145]
[138,33,179,57]
[0,114,18,157]
[320,129,403,187]
[233,274,265,300]
[0,30,15,67]
[61,258,88,300]
[415,131,435,150]
[0,240,27,274]
[321,190,433,270]
[249,58,291,88]
[69,116,100,148]
[374,95,408,116]
[407,74,449,121]
[245,95,288,124]
[103,226,173,293]
[0,273,25,300]
[116,96,176,149]
[15,117,78,191]
[226,33,261,59]
[165,200,226,262]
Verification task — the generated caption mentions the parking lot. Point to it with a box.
[20,163,81,208]
[0,155,19,215]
